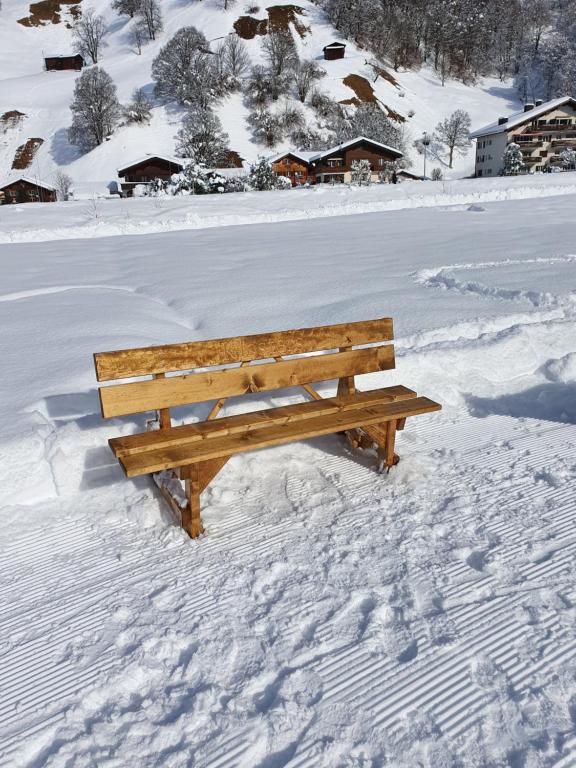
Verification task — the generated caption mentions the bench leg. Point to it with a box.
[182,465,204,539]
[378,419,399,473]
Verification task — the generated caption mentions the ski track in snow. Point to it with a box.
[1,208,576,766]
[0,198,576,768]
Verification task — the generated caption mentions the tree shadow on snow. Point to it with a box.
[466,382,576,425]
[50,127,82,165]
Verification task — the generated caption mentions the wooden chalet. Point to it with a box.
[271,137,404,186]
[0,177,57,204]
[270,151,316,186]
[44,54,84,71]
[323,42,346,60]
[117,155,186,196]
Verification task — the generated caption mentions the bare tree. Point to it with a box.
[434,109,471,168]
[152,27,222,109]
[112,0,141,18]
[123,87,152,123]
[262,31,298,77]
[53,170,73,200]
[138,0,162,41]
[72,8,106,64]
[294,59,325,102]
[129,19,146,54]
[216,35,250,84]
[176,106,230,165]
[68,67,121,151]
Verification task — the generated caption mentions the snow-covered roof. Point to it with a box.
[269,149,320,164]
[117,155,185,174]
[318,136,403,160]
[0,175,56,191]
[324,41,346,49]
[271,136,403,165]
[470,96,576,138]
[43,53,83,59]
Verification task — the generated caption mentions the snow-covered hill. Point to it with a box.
[0,0,522,190]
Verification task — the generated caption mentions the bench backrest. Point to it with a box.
[94,318,395,420]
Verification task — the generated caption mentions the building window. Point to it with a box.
[327,158,343,167]
[486,169,492,175]
[378,158,387,166]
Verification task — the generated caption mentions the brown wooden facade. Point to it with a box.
[323,42,346,60]
[0,178,56,204]
[271,154,311,186]
[44,54,84,71]
[117,156,185,195]
[272,138,403,186]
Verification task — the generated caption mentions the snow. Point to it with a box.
[0,0,522,191]
[1,176,576,766]
[3,172,576,244]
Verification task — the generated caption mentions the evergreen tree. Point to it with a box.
[560,147,576,170]
[248,158,289,190]
[502,142,526,175]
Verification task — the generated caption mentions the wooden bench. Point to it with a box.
[94,318,441,538]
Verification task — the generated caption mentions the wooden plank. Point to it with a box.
[119,397,441,477]
[337,346,356,397]
[179,456,230,491]
[155,373,172,429]
[94,318,394,381]
[99,345,396,419]
[110,385,417,458]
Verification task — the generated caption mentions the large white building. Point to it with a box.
[470,95,576,177]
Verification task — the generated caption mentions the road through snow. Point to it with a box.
[0,191,575,767]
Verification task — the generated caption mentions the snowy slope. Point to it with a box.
[0,183,576,765]
[0,0,521,190]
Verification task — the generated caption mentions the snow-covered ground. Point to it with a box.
[1,181,576,767]
[3,172,576,244]
[0,0,521,189]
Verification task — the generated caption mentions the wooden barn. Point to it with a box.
[44,54,84,71]
[117,155,186,196]
[323,42,346,60]
[271,137,404,186]
[0,177,57,204]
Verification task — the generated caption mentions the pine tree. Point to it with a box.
[502,142,526,175]
[560,147,576,170]
[248,158,288,190]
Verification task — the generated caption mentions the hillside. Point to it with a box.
[0,0,522,191]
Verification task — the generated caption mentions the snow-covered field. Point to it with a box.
[1,181,576,767]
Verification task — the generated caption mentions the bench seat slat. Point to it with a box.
[119,396,441,477]
[94,318,394,381]
[110,385,418,459]
[99,345,395,419]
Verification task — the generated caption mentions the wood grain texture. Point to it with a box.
[110,385,417,458]
[94,318,394,381]
[119,397,441,477]
[99,345,396,418]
